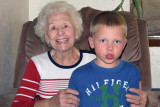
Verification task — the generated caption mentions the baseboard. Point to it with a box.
[151,88,160,91]
[151,88,160,100]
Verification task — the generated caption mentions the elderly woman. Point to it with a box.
[12,1,147,107]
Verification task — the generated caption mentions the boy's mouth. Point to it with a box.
[105,54,114,59]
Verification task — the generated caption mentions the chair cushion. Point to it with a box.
[118,11,141,62]
[25,7,141,62]
[76,7,141,62]
[25,18,50,61]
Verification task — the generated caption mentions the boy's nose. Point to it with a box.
[106,43,113,51]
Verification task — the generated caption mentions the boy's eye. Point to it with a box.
[100,39,106,43]
[114,40,120,44]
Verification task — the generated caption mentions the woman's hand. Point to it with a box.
[48,88,80,107]
[126,82,148,107]
[34,88,79,107]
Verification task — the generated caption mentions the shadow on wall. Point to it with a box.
[0,33,14,94]
[0,2,18,94]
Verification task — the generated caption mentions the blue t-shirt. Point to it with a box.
[68,60,141,107]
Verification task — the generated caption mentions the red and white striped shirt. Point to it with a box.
[12,50,95,107]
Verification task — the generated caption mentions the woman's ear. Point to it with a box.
[88,36,94,49]
[44,30,50,44]
[75,32,79,40]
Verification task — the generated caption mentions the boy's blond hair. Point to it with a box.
[90,11,127,38]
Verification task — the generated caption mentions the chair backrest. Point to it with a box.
[13,7,151,91]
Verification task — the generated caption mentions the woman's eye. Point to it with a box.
[51,26,56,30]
[64,25,68,28]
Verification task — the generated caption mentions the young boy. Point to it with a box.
[68,11,141,107]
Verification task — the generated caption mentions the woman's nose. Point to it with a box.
[57,28,64,36]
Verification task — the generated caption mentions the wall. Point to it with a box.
[29,0,130,21]
[149,47,160,88]
[141,0,160,88]
[0,0,29,94]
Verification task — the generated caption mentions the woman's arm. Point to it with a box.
[12,60,40,107]
[34,88,79,107]
[126,81,148,107]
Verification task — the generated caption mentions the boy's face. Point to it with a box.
[88,25,127,68]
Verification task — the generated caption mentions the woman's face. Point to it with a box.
[45,12,78,52]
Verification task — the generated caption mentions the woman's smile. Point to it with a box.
[56,38,69,43]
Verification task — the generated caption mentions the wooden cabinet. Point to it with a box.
[148,35,160,47]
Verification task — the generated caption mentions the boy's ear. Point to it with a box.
[123,39,127,49]
[88,36,94,49]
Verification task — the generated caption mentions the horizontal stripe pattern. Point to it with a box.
[12,51,96,106]
[38,79,70,98]
[23,78,39,85]
[20,86,37,92]
[16,94,34,99]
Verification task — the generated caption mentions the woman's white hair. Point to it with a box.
[34,1,83,44]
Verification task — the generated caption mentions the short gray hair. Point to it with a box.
[34,1,83,44]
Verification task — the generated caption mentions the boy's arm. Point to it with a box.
[68,70,81,107]
[68,71,78,91]
[126,65,147,107]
